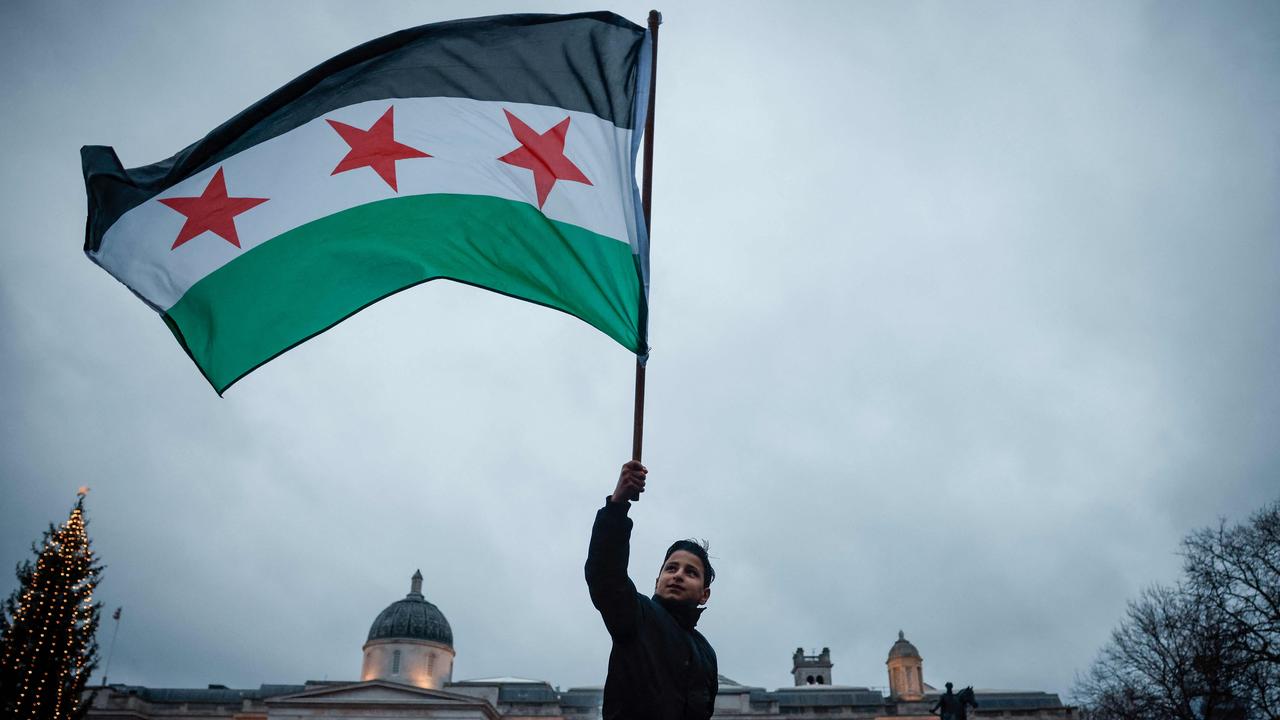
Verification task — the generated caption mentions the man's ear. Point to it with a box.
[698,585,711,606]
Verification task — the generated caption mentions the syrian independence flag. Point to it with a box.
[82,12,652,394]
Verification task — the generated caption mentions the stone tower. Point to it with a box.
[792,647,833,686]
[886,630,924,700]
[361,570,456,689]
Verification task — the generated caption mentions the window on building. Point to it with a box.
[391,650,401,674]
[427,652,436,675]
[816,676,825,684]
[806,675,815,684]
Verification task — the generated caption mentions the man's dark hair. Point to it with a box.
[663,539,715,586]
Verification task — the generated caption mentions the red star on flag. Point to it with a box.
[158,167,269,250]
[498,109,592,208]
[326,106,430,191]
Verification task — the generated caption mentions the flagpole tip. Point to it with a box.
[648,10,662,26]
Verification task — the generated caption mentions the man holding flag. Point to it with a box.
[586,461,719,719]
[83,12,695,714]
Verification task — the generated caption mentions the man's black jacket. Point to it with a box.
[585,498,718,720]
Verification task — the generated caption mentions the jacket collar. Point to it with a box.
[653,594,705,631]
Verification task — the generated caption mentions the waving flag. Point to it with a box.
[82,12,652,394]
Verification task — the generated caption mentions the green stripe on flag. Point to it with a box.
[163,193,643,393]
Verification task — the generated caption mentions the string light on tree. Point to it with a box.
[0,490,104,720]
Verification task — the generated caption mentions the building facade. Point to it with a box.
[86,572,1075,720]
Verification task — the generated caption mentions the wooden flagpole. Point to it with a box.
[630,9,661,497]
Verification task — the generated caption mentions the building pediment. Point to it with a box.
[267,680,498,718]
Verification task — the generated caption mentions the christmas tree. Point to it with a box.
[0,489,103,720]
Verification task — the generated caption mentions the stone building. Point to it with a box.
[86,571,1075,720]
[887,630,926,701]
[792,647,833,686]
[359,570,455,688]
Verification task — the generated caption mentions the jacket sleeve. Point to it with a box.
[584,497,641,639]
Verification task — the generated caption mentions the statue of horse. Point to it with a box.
[934,684,979,720]
[954,686,979,720]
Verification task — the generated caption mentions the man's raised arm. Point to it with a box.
[584,461,648,639]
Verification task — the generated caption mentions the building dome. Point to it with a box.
[366,570,453,646]
[886,630,925,701]
[362,570,456,689]
[887,630,920,660]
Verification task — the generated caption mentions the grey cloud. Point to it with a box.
[2,0,1277,700]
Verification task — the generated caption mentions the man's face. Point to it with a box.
[654,550,711,606]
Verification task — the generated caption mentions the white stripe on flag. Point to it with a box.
[92,96,641,311]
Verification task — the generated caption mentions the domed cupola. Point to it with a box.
[366,570,453,645]
[886,630,925,701]
[361,571,456,689]
[888,630,920,660]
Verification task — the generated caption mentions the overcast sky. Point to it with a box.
[2,0,1277,702]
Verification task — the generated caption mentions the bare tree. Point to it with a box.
[1076,498,1279,720]
[1184,500,1280,720]
[1075,585,1245,720]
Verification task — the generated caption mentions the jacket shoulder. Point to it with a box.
[700,631,717,654]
